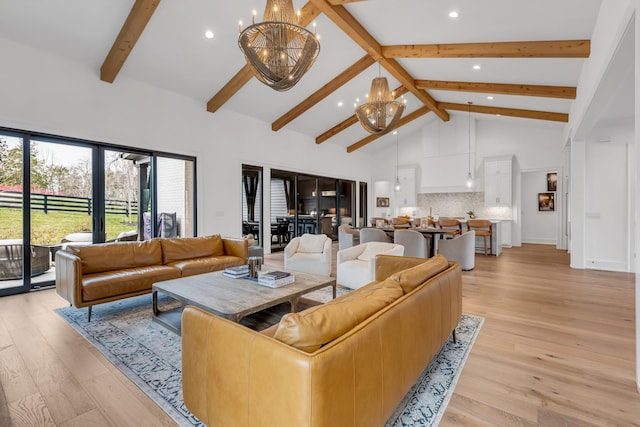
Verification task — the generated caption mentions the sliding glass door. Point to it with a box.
[0,133,28,293]
[0,128,197,296]
[242,165,263,243]
[268,169,358,249]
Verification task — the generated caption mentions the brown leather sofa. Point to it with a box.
[182,254,462,427]
[56,234,247,320]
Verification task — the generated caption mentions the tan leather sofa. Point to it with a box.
[56,235,247,320]
[182,254,462,427]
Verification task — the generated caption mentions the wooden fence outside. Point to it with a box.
[0,190,138,216]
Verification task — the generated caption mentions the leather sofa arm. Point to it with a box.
[182,306,314,427]
[222,237,248,261]
[374,254,428,281]
[55,250,84,307]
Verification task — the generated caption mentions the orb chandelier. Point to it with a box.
[355,62,405,135]
[238,0,320,92]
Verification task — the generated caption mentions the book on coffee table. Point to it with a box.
[223,265,250,278]
[257,271,294,288]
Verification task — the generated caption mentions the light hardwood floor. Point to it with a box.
[0,244,638,426]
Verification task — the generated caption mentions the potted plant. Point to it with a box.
[466,210,476,219]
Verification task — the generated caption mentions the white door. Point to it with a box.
[521,170,557,245]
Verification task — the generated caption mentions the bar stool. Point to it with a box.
[467,219,493,255]
[438,218,462,238]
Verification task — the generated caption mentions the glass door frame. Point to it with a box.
[0,130,31,295]
[0,126,197,296]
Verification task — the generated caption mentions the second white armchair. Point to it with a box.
[337,242,404,289]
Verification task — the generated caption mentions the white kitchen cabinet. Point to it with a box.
[484,156,513,207]
[395,166,417,207]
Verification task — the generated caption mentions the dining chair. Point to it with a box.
[338,224,360,250]
[393,229,428,258]
[437,231,476,271]
[467,219,493,255]
[359,228,391,244]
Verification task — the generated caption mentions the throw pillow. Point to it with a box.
[389,254,449,294]
[273,279,403,352]
[297,234,327,253]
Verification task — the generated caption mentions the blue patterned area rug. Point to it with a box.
[55,292,482,427]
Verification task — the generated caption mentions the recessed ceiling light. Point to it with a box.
[204,30,214,39]
[496,114,501,117]
[337,101,343,107]
[473,64,481,70]
[487,96,494,100]
[449,11,459,18]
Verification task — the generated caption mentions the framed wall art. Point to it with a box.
[546,172,558,192]
[538,193,555,211]
[376,197,390,208]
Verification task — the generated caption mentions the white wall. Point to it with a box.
[0,37,373,241]
[521,170,558,244]
[635,0,639,391]
[584,141,630,271]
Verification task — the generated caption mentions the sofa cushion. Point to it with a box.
[273,279,403,352]
[69,240,163,275]
[81,265,181,302]
[297,234,327,253]
[161,235,224,264]
[389,254,449,294]
[356,242,393,261]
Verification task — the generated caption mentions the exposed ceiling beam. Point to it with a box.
[437,102,568,122]
[316,86,408,144]
[328,0,367,4]
[272,55,375,131]
[382,40,590,58]
[207,66,254,113]
[309,0,449,122]
[206,2,321,113]
[347,106,430,153]
[415,80,577,99]
[100,0,160,83]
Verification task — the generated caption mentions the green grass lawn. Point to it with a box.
[0,208,138,244]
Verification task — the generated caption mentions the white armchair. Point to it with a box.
[336,242,404,289]
[437,231,475,271]
[284,234,332,276]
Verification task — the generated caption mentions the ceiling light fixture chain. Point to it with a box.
[355,60,405,135]
[394,131,402,192]
[466,101,474,189]
[238,0,320,92]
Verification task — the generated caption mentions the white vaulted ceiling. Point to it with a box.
[0,0,605,153]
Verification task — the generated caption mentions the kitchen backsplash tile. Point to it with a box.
[407,192,513,220]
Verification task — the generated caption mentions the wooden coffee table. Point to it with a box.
[151,267,336,335]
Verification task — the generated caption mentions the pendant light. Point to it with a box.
[355,61,405,135]
[238,0,320,92]
[394,131,402,192]
[466,102,474,189]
